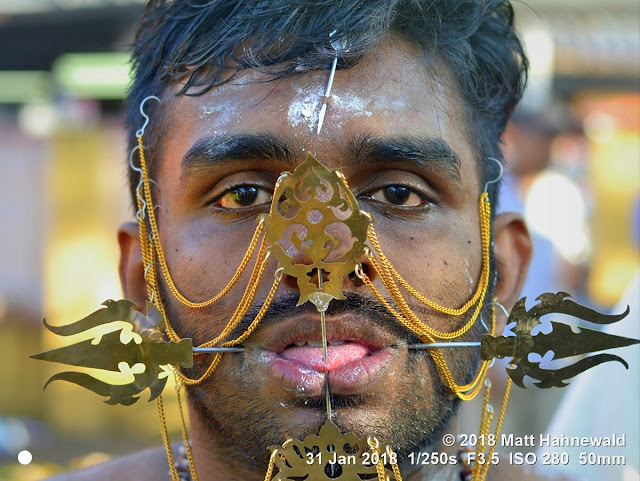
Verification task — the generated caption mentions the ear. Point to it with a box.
[118,222,149,310]
[492,212,532,332]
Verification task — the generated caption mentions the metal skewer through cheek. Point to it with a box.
[192,342,482,353]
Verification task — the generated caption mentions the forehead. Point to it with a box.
[160,40,478,188]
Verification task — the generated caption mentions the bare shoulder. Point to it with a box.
[490,461,580,481]
[43,445,170,481]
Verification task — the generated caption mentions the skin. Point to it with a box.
[50,40,541,480]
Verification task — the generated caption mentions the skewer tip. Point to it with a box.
[317,104,327,134]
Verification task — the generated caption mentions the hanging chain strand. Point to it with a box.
[222,271,283,346]
[134,133,180,481]
[474,378,512,481]
[365,192,491,340]
[198,238,269,348]
[263,449,278,481]
[392,462,403,481]
[157,395,179,481]
[137,134,266,310]
[472,380,493,480]
[174,374,199,481]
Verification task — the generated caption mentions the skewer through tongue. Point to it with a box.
[280,342,370,372]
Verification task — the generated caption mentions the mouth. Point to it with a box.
[280,340,374,372]
[254,314,402,397]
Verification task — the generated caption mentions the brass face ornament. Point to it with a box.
[261,153,372,312]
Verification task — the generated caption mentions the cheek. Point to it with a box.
[368,212,482,305]
[159,215,271,306]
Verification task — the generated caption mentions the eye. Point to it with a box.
[365,185,429,207]
[213,185,272,209]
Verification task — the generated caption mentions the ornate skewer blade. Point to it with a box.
[31,300,193,405]
[481,292,637,388]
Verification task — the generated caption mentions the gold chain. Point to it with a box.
[364,193,491,340]
[176,353,222,386]
[198,239,269,348]
[392,462,403,481]
[357,194,495,400]
[366,192,491,317]
[358,270,493,400]
[222,271,283,346]
[136,134,275,387]
[174,374,199,481]
[157,395,179,481]
[263,449,278,481]
[137,134,265,310]
[472,378,512,481]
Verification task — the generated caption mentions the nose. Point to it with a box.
[262,152,378,308]
[276,220,378,293]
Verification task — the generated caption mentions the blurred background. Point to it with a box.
[0,0,638,480]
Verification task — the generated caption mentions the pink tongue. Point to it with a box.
[281,343,370,372]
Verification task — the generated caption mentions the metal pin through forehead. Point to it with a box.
[316,29,342,135]
[316,56,338,135]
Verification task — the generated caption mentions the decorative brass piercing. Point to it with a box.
[262,153,372,311]
[266,420,397,481]
[31,300,193,406]
[481,292,635,388]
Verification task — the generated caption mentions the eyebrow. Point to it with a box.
[181,133,297,180]
[181,132,461,183]
[348,134,462,184]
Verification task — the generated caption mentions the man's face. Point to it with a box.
[152,41,484,468]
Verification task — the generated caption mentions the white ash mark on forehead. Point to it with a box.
[199,102,233,125]
[327,93,372,131]
[371,95,412,114]
[331,93,372,117]
[287,88,373,132]
[287,87,323,132]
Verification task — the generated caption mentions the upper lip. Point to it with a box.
[253,310,404,354]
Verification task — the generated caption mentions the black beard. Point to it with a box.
[161,285,480,475]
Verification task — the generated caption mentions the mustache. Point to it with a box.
[222,291,423,345]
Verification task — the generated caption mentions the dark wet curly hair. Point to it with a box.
[125,0,527,211]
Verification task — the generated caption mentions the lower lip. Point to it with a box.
[263,348,394,396]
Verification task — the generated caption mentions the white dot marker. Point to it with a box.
[18,450,32,465]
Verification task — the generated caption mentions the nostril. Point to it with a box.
[349,261,375,287]
[349,270,364,287]
[281,271,300,290]
[281,265,331,290]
